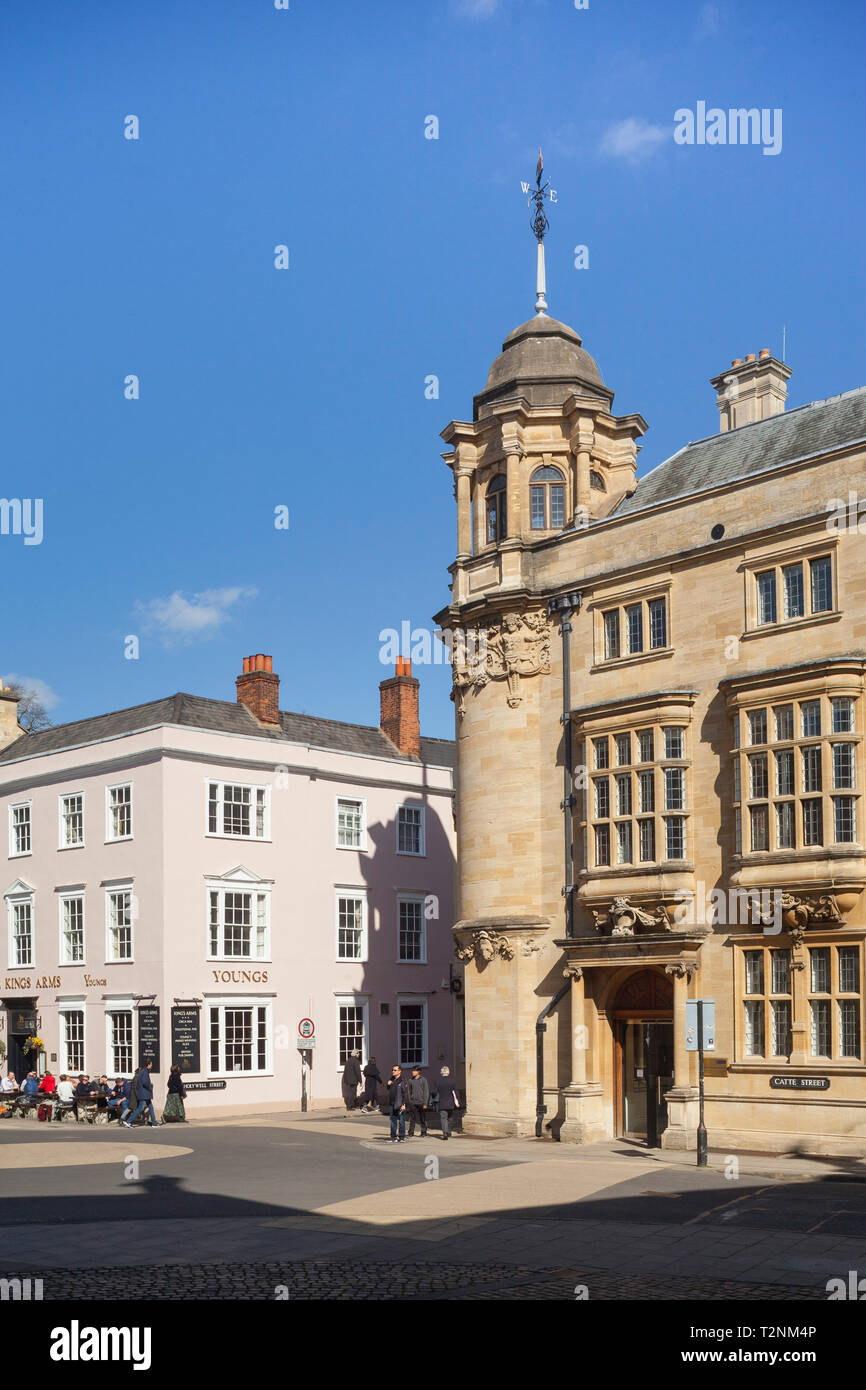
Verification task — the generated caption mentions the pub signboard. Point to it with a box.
[9,1010,38,1035]
[171,1006,201,1074]
[137,1006,161,1072]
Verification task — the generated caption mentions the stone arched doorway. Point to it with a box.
[612,969,674,1145]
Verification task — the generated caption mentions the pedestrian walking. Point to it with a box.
[387,1064,407,1143]
[362,1056,382,1112]
[341,1050,363,1112]
[406,1066,430,1137]
[435,1065,461,1140]
[122,1061,162,1128]
[162,1064,187,1123]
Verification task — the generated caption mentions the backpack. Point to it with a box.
[37,1103,51,1122]
[128,1076,139,1109]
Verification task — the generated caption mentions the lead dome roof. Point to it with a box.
[474,313,613,420]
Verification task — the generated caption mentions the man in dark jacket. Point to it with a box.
[386,1065,407,1143]
[341,1051,363,1112]
[406,1067,430,1137]
[122,1062,161,1128]
[105,1078,128,1122]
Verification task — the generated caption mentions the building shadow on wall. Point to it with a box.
[350,785,460,1089]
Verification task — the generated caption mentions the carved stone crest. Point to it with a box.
[757,891,844,931]
[451,607,551,713]
[454,929,514,964]
[591,896,672,938]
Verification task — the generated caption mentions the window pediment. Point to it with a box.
[4,879,34,898]
[205,865,274,886]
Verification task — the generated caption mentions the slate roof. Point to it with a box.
[0,693,455,770]
[613,386,866,518]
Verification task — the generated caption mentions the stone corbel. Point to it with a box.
[454,929,514,965]
[664,962,698,982]
[757,891,845,931]
[591,896,672,938]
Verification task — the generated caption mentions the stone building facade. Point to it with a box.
[436,298,866,1156]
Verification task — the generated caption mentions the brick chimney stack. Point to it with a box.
[379,657,421,758]
[0,685,21,750]
[236,654,280,724]
[710,350,792,433]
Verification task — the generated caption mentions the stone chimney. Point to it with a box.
[710,350,792,433]
[236,654,280,724]
[379,657,421,758]
[0,686,21,749]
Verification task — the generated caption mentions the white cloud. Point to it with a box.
[451,0,500,17]
[135,586,257,645]
[1,674,60,710]
[600,117,668,162]
[694,2,722,39]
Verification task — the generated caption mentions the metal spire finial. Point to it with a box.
[521,148,557,315]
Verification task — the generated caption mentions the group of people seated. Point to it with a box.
[1,1060,187,1125]
[2,1069,134,1122]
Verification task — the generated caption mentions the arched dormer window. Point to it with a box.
[486,474,507,543]
[590,469,606,491]
[530,465,566,530]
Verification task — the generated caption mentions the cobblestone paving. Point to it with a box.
[5,1260,823,1300]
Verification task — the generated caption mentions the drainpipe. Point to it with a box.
[535,590,583,1139]
[536,982,571,1138]
[547,590,582,940]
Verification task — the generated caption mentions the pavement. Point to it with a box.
[3,1107,866,1300]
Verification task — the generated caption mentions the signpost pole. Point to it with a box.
[696,999,708,1168]
[297,1020,315,1113]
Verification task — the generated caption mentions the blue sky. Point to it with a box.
[1,0,863,739]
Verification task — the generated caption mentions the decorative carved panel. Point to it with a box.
[451,607,551,713]
[591,896,671,937]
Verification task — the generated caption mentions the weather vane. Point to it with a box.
[520,148,557,315]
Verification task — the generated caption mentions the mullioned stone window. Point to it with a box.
[731,690,860,855]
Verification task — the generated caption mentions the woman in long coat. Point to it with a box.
[362,1056,383,1112]
[162,1065,187,1122]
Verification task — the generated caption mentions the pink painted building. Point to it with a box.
[0,658,458,1115]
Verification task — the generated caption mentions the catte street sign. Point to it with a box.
[297,1018,315,1049]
